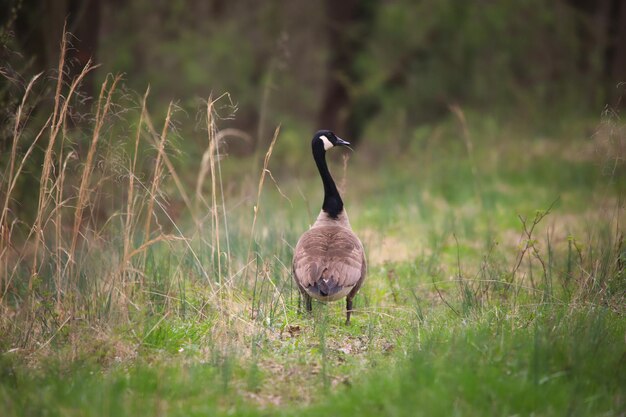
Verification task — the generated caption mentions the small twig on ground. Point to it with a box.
[432,276,460,317]
[509,198,559,285]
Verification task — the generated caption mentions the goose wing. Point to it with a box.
[293,226,365,290]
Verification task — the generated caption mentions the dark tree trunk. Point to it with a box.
[567,0,625,104]
[13,0,100,99]
[67,0,101,101]
[605,0,626,103]
[13,0,66,71]
[318,0,377,146]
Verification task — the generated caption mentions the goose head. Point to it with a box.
[312,130,350,152]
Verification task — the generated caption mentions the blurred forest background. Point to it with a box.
[2,0,625,154]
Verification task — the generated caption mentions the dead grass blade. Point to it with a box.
[244,126,281,282]
[29,28,99,286]
[123,87,150,277]
[143,101,173,244]
[68,74,122,265]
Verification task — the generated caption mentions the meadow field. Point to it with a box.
[0,40,625,416]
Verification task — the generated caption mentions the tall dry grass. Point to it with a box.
[0,29,288,353]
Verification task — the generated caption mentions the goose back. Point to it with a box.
[293,211,366,301]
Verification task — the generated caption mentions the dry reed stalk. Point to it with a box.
[122,88,150,278]
[141,108,196,223]
[214,131,232,278]
[3,117,52,216]
[28,29,69,282]
[123,234,186,265]
[29,34,98,287]
[195,128,250,208]
[52,98,75,310]
[131,167,215,293]
[68,74,122,266]
[54,150,76,309]
[2,166,49,309]
[195,139,215,281]
[0,116,52,295]
[195,128,251,281]
[196,146,213,211]
[136,105,206,308]
[244,126,281,283]
[29,29,69,285]
[206,98,222,285]
[143,102,173,245]
[0,73,42,293]
[54,126,66,310]
[0,73,42,228]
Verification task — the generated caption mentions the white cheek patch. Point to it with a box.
[320,135,334,150]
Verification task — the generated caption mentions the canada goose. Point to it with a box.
[292,130,366,325]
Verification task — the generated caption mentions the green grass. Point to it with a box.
[2,305,623,416]
[1,85,624,415]
[304,307,625,417]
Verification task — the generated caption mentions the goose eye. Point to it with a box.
[319,135,334,150]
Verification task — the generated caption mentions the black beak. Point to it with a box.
[335,137,350,146]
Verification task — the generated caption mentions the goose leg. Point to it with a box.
[346,297,353,325]
[297,288,312,316]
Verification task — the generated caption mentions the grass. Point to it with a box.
[1,34,625,416]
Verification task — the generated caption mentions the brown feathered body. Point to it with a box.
[293,130,366,324]
[293,210,366,305]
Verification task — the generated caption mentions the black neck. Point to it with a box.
[313,145,343,218]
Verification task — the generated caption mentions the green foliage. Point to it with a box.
[361,0,603,136]
[93,0,612,143]
[302,308,625,417]
[1,305,623,416]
